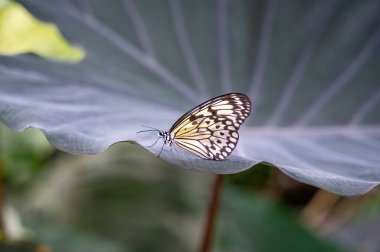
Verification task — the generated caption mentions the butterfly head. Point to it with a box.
[158,131,164,139]
[158,131,172,145]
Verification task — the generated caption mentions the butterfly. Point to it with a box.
[138,93,251,160]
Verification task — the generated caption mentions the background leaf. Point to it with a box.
[0,0,379,195]
[0,0,84,62]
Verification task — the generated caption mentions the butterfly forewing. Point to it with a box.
[170,93,251,160]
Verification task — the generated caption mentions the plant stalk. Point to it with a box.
[198,174,224,252]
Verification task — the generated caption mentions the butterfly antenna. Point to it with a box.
[137,125,162,134]
[157,142,165,159]
[142,125,161,131]
[137,129,159,134]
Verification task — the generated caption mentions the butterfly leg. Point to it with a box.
[169,142,176,153]
[157,142,165,159]
[146,137,160,148]
[172,146,180,155]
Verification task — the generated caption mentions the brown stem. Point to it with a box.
[198,174,224,252]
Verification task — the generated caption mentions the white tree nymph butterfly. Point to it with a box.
[138,93,252,160]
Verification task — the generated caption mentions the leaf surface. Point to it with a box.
[0,0,379,195]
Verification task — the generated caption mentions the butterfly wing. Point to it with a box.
[169,93,251,160]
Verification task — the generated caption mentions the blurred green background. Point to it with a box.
[1,124,380,252]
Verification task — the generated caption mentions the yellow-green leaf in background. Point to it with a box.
[0,0,85,62]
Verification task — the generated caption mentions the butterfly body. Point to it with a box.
[158,131,174,146]
[142,93,251,161]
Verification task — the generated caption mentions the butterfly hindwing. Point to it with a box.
[170,93,251,160]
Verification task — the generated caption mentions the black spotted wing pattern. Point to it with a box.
[169,93,251,160]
